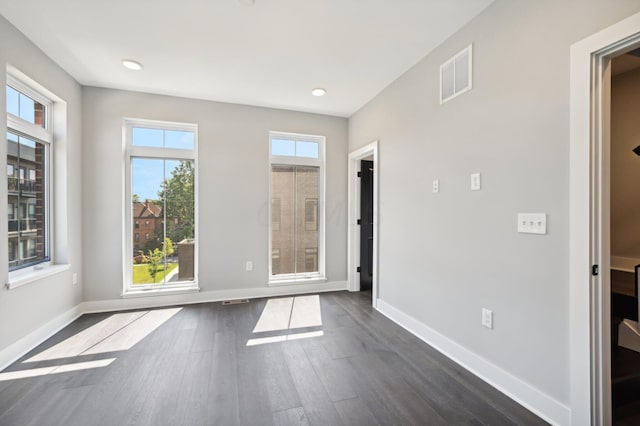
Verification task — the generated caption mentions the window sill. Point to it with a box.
[121,285,200,299]
[268,276,327,287]
[6,264,71,290]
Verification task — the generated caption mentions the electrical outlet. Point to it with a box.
[482,308,493,329]
[245,261,253,271]
[72,273,78,285]
[471,173,481,191]
[432,179,439,193]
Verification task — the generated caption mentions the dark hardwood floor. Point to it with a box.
[0,291,547,425]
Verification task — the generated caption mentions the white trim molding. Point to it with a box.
[376,299,570,426]
[0,304,83,372]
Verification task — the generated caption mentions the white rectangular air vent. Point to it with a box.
[440,44,473,104]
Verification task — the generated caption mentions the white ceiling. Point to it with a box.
[0,0,493,117]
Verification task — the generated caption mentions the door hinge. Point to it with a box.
[357,171,361,178]
[592,265,599,276]
[357,219,361,225]
[357,267,361,273]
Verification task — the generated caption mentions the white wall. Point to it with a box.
[348,0,640,414]
[82,87,347,302]
[611,68,640,262]
[0,16,83,355]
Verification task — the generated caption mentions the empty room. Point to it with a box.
[2,1,640,425]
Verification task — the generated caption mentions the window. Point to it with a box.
[269,132,324,283]
[125,119,197,292]
[6,78,51,272]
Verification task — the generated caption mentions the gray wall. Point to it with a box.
[611,68,640,260]
[0,16,83,351]
[348,0,640,405]
[82,87,347,302]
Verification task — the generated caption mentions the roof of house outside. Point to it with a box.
[133,200,162,219]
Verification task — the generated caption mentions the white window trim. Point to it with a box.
[123,118,199,295]
[268,131,326,285]
[5,71,61,287]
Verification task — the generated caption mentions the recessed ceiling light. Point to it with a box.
[311,88,326,97]
[122,59,143,71]
[237,0,255,6]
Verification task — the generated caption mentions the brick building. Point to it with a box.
[271,166,319,275]
[132,200,163,251]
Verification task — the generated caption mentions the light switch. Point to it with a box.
[471,173,481,191]
[517,213,547,235]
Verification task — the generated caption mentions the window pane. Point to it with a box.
[271,165,295,274]
[6,86,46,127]
[132,127,163,148]
[131,158,195,285]
[272,139,295,156]
[165,130,195,150]
[6,86,19,116]
[296,141,319,158]
[19,94,35,123]
[7,131,48,270]
[295,167,319,273]
[271,165,319,275]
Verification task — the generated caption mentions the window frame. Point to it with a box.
[268,131,326,285]
[6,75,53,277]
[123,118,199,295]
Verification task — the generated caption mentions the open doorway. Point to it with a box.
[570,15,640,424]
[348,141,379,308]
[610,50,640,423]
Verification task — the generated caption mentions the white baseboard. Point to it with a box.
[0,280,348,372]
[376,299,571,426]
[81,281,348,314]
[0,305,83,372]
[611,256,640,273]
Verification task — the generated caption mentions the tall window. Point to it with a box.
[6,78,51,271]
[269,132,325,282]
[125,120,197,291]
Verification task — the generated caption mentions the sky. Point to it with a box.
[131,128,194,201]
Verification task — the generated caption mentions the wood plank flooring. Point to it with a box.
[0,291,547,425]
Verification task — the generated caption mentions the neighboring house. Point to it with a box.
[7,129,44,270]
[132,200,163,251]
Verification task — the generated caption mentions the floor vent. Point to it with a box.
[222,299,250,305]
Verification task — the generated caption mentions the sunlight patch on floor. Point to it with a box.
[0,358,116,382]
[26,308,182,362]
[247,331,324,347]
[248,295,323,346]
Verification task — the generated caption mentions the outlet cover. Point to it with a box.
[471,173,481,191]
[482,308,493,329]
[432,179,439,193]
[245,261,253,271]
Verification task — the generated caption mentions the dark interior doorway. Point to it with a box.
[360,160,374,291]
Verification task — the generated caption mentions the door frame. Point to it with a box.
[348,141,379,307]
[570,11,640,425]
